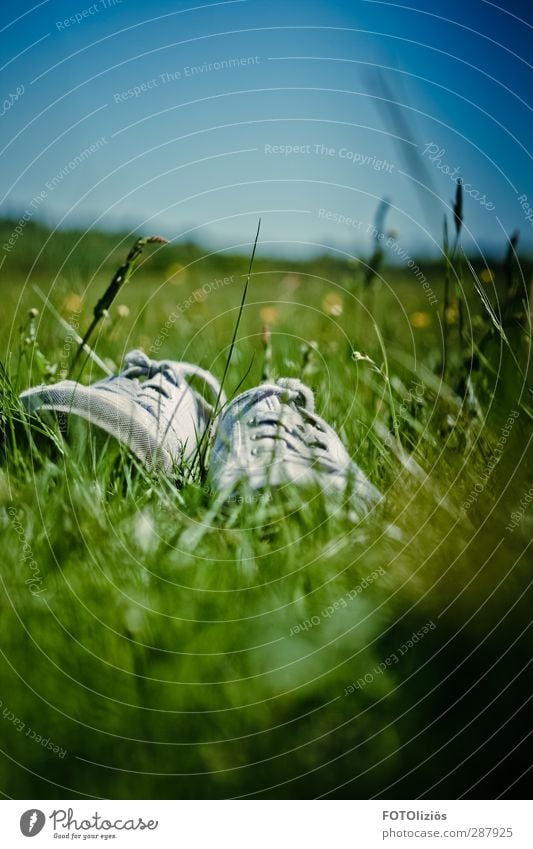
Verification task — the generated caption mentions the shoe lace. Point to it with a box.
[123,350,224,405]
[121,349,226,448]
[244,379,340,470]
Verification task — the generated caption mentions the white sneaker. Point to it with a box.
[20,349,225,474]
[208,378,381,516]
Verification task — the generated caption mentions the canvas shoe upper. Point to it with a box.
[20,349,225,474]
[208,378,381,516]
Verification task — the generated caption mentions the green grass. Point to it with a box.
[0,222,531,798]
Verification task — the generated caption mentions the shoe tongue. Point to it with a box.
[275,378,315,412]
[124,349,152,370]
[123,349,167,379]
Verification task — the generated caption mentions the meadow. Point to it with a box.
[0,216,531,799]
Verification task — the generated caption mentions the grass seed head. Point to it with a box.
[453,178,463,238]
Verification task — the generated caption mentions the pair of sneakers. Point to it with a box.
[20,350,380,518]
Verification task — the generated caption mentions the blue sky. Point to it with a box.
[1,0,531,258]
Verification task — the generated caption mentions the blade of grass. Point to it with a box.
[189,218,262,480]
[212,218,261,415]
[373,319,401,447]
[442,215,451,378]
